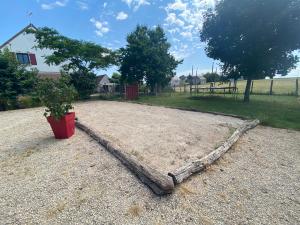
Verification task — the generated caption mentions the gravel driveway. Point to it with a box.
[0,104,299,225]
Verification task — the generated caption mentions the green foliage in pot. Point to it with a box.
[38,74,77,119]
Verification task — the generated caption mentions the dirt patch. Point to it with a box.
[75,101,244,174]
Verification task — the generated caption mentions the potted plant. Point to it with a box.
[38,74,77,139]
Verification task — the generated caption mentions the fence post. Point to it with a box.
[184,84,186,93]
[296,79,299,96]
[250,81,254,94]
[269,79,273,95]
[190,84,192,95]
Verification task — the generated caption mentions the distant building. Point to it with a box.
[96,75,114,92]
[181,75,206,85]
[0,24,63,78]
[170,77,180,87]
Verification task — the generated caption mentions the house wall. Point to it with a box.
[0,31,62,73]
[99,76,110,85]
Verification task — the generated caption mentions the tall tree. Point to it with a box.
[203,72,220,83]
[119,25,182,93]
[29,27,116,98]
[201,0,300,102]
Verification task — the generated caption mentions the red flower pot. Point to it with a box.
[47,112,75,139]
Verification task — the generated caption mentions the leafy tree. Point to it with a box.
[0,48,38,110]
[29,27,117,98]
[110,72,121,84]
[201,0,300,102]
[203,72,220,83]
[69,71,97,99]
[120,25,182,94]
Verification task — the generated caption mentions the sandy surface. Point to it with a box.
[75,101,244,173]
[0,105,299,225]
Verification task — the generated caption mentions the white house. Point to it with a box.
[170,77,181,87]
[0,24,62,78]
[96,75,114,92]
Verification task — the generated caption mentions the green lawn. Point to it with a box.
[133,93,300,131]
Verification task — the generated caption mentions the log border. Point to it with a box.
[119,101,248,120]
[168,119,260,184]
[75,120,174,195]
[75,105,259,195]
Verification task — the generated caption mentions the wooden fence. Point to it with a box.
[174,78,299,96]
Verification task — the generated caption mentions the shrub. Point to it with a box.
[17,95,41,109]
[38,74,77,119]
[0,48,38,110]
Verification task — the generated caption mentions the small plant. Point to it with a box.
[38,74,77,119]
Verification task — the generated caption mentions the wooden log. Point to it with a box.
[168,119,260,184]
[75,121,174,195]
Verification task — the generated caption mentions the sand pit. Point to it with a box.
[75,101,245,175]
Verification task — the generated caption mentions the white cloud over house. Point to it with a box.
[116,11,128,20]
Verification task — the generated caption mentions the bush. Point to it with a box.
[38,74,77,119]
[0,48,38,110]
[70,71,97,99]
[17,95,41,109]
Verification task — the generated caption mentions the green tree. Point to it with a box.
[29,27,117,98]
[110,72,121,84]
[120,25,182,94]
[0,48,38,110]
[203,72,220,83]
[69,71,96,99]
[201,0,300,102]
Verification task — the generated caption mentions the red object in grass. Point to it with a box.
[47,112,75,139]
[125,84,139,100]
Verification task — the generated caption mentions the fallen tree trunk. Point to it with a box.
[168,119,260,184]
[75,120,174,195]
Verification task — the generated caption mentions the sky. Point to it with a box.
[0,0,299,77]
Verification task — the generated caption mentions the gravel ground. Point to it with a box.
[0,105,299,225]
[75,101,244,173]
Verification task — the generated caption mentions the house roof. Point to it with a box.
[0,24,37,49]
[96,74,108,83]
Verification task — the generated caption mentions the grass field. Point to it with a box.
[133,93,300,131]
[177,78,299,95]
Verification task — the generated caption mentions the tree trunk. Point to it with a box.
[244,78,252,102]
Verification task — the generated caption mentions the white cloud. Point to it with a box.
[166,1,216,61]
[76,1,88,10]
[167,0,186,11]
[90,18,110,36]
[180,31,192,39]
[41,0,68,10]
[122,0,150,11]
[116,11,128,20]
[103,2,107,8]
[165,13,184,27]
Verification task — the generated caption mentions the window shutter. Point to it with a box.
[29,53,37,65]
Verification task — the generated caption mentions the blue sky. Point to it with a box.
[1,0,299,77]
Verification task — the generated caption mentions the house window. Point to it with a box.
[16,53,30,64]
